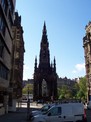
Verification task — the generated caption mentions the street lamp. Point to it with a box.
[27,85,30,120]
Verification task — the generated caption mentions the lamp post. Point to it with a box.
[27,85,30,120]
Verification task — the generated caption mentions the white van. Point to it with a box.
[29,103,54,119]
[31,102,87,122]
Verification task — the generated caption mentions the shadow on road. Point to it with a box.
[0,106,40,122]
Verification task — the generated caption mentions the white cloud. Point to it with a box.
[72,63,85,74]
[75,63,85,71]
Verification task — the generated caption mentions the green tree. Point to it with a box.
[72,83,80,99]
[77,77,87,101]
[58,76,87,101]
[58,85,72,99]
[22,84,33,94]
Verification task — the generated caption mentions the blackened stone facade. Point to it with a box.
[33,22,58,101]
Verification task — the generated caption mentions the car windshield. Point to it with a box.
[43,106,54,115]
[44,106,61,116]
[41,104,50,112]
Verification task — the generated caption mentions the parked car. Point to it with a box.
[31,102,87,122]
[22,94,33,103]
[37,100,44,104]
[29,103,54,119]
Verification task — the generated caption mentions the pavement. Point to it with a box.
[0,102,43,122]
[0,108,29,122]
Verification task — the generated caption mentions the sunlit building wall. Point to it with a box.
[8,12,25,111]
[83,21,91,102]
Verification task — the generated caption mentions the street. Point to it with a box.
[14,102,91,122]
[0,102,42,122]
[0,102,91,122]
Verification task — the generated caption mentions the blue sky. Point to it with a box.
[16,0,91,80]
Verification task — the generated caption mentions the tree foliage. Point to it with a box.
[22,84,33,94]
[58,85,72,99]
[58,76,87,102]
[76,77,87,101]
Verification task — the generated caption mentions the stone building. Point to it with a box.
[0,0,16,115]
[57,77,76,89]
[33,22,58,101]
[23,79,33,87]
[83,21,91,102]
[8,12,25,111]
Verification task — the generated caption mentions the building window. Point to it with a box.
[16,41,20,48]
[0,92,4,104]
[17,30,20,34]
[0,16,1,26]
[0,39,4,58]
[15,52,19,59]
[85,46,88,56]
[1,0,8,15]
[0,16,6,36]
[7,0,14,14]
[0,63,9,80]
[8,12,13,28]
[17,34,20,39]
[15,65,18,69]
